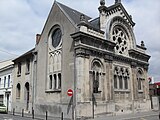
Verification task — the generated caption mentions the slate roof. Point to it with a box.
[56,2,102,32]
[89,17,100,30]
[13,48,35,62]
[56,2,135,30]
[57,2,92,25]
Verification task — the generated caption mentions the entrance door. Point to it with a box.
[25,82,29,110]
[6,94,9,112]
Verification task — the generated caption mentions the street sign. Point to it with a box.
[67,89,73,97]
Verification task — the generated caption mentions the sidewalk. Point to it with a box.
[88,110,159,120]
[9,112,70,120]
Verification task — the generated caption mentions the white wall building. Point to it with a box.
[0,59,14,112]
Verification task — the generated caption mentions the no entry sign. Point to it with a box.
[67,89,73,97]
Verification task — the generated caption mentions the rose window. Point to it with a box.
[112,27,128,55]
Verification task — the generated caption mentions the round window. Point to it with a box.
[111,27,128,55]
[51,28,62,48]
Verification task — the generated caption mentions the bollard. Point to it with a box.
[46,111,48,120]
[32,109,34,119]
[22,109,24,117]
[61,112,63,120]
[13,108,15,115]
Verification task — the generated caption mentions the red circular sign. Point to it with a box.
[67,89,73,97]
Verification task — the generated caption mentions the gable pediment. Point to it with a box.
[100,3,135,27]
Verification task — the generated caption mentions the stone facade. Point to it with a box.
[12,49,34,113]
[12,0,151,119]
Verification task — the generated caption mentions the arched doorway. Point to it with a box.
[25,82,29,110]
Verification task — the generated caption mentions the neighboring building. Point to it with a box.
[149,82,160,110]
[12,49,35,113]
[149,82,160,96]
[12,0,151,119]
[0,59,14,112]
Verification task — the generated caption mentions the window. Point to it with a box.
[17,62,21,76]
[48,73,61,91]
[119,76,123,89]
[114,66,130,90]
[93,72,100,93]
[111,26,129,55]
[137,69,144,91]
[138,79,142,90]
[26,59,30,74]
[54,74,57,89]
[0,78,1,88]
[8,75,10,88]
[91,61,103,93]
[114,75,118,89]
[16,83,21,99]
[49,75,52,89]
[52,28,62,48]
[0,95,3,104]
[124,76,128,89]
[4,76,6,88]
[58,73,61,89]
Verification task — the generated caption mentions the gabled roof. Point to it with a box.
[56,2,92,26]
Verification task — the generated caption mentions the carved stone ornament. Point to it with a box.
[100,0,105,6]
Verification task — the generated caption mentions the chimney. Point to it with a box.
[36,34,41,45]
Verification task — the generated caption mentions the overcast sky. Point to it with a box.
[0,0,159,81]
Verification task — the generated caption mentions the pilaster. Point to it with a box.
[131,62,137,100]
[104,55,113,101]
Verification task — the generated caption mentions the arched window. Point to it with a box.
[47,25,62,92]
[16,83,21,99]
[137,69,144,91]
[114,66,130,90]
[91,60,103,93]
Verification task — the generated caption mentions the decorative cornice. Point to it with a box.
[71,32,150,69]
[128,49,150,62]
[71,31,115,52]
[136,45,147,50]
